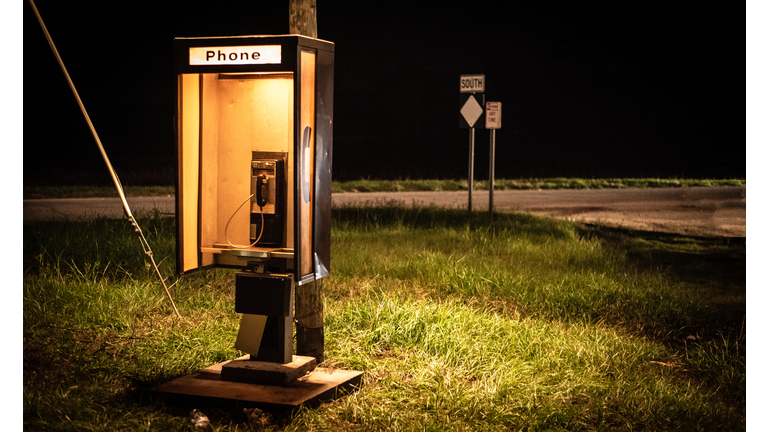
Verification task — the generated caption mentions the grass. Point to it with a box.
[23,185,176,199]
[331,178,745,193]
[22,205,745,430]
[22,178,746,199]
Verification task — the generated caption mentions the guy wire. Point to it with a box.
[28,0,181,318]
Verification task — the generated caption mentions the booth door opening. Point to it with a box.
[205,74,295,252]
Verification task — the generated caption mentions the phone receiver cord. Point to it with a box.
[29,0,181,318]
[225,194,265,248]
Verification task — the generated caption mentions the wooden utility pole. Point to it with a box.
[290,0,323,363]
[289,0,317,38]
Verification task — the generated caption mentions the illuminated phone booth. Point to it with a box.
[174,35,334,365]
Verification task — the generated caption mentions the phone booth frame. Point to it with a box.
[155,34,360,403]
[174,35,334,287]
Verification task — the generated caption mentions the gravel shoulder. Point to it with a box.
[331,186,746,238]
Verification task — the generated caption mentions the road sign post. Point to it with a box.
[485,102,501,216]
[460,74,485,212]
[468,128,475,211]
[489,129,495,214]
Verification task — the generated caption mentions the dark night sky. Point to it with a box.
[22,1,745,186]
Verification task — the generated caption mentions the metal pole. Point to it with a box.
[468,127,475,212]
[489,129,496,216]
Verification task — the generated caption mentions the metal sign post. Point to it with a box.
[489,129,495,214]
[460,74,485,212]
[468,128,475,211]
[485,102,501,216]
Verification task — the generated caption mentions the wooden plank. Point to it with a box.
[221,355,316,386]
[200,73,219,268]
[298,50,316,278]
[295,49,323,363]
[153,356,362,408]
[179,74,200,273]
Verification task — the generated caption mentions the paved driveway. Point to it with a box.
[23,186,746,238]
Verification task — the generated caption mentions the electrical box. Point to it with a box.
[174,35,334,286]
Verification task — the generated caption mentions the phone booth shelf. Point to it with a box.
[153,34,361,408]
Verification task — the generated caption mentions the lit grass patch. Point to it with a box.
[328,206,713,340]
[23,205,744,430]
[23,264,245,430]
[301,293,735,431]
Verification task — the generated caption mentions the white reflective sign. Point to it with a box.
[189,45,282,65]
[461,95,484,127]
[460,74,485,93]
[485,102,501,129]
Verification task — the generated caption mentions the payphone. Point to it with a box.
[174,35,334,368]
[249,152,286,247]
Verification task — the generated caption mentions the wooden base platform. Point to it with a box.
[221,355,317,386]
[153,356,363,410]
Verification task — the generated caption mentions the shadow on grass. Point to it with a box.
[332,203,578,241]
[578,223,746,343]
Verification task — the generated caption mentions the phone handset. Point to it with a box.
[301,126,312,203]
[255,174,268,208]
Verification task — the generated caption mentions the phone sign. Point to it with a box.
[460,74,485,93]
[189,45,282,65]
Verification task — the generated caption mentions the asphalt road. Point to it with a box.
[23,186,746,238]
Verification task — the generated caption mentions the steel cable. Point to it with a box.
[28,0,181,318]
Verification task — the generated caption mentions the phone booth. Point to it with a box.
[156,34,359,407]
[175,35,333,364]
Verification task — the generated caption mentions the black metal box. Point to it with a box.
[235,272,293,316]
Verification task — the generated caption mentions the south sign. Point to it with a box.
[460,74,485,93]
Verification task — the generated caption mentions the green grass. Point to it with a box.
[22,178,746,199]
[23,206,745,430]
[331,178,745,193]
[23,185,176,199]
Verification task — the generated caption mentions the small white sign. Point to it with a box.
[460,74,485,93]
[485,101,501,129]
[189,45,282,65]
